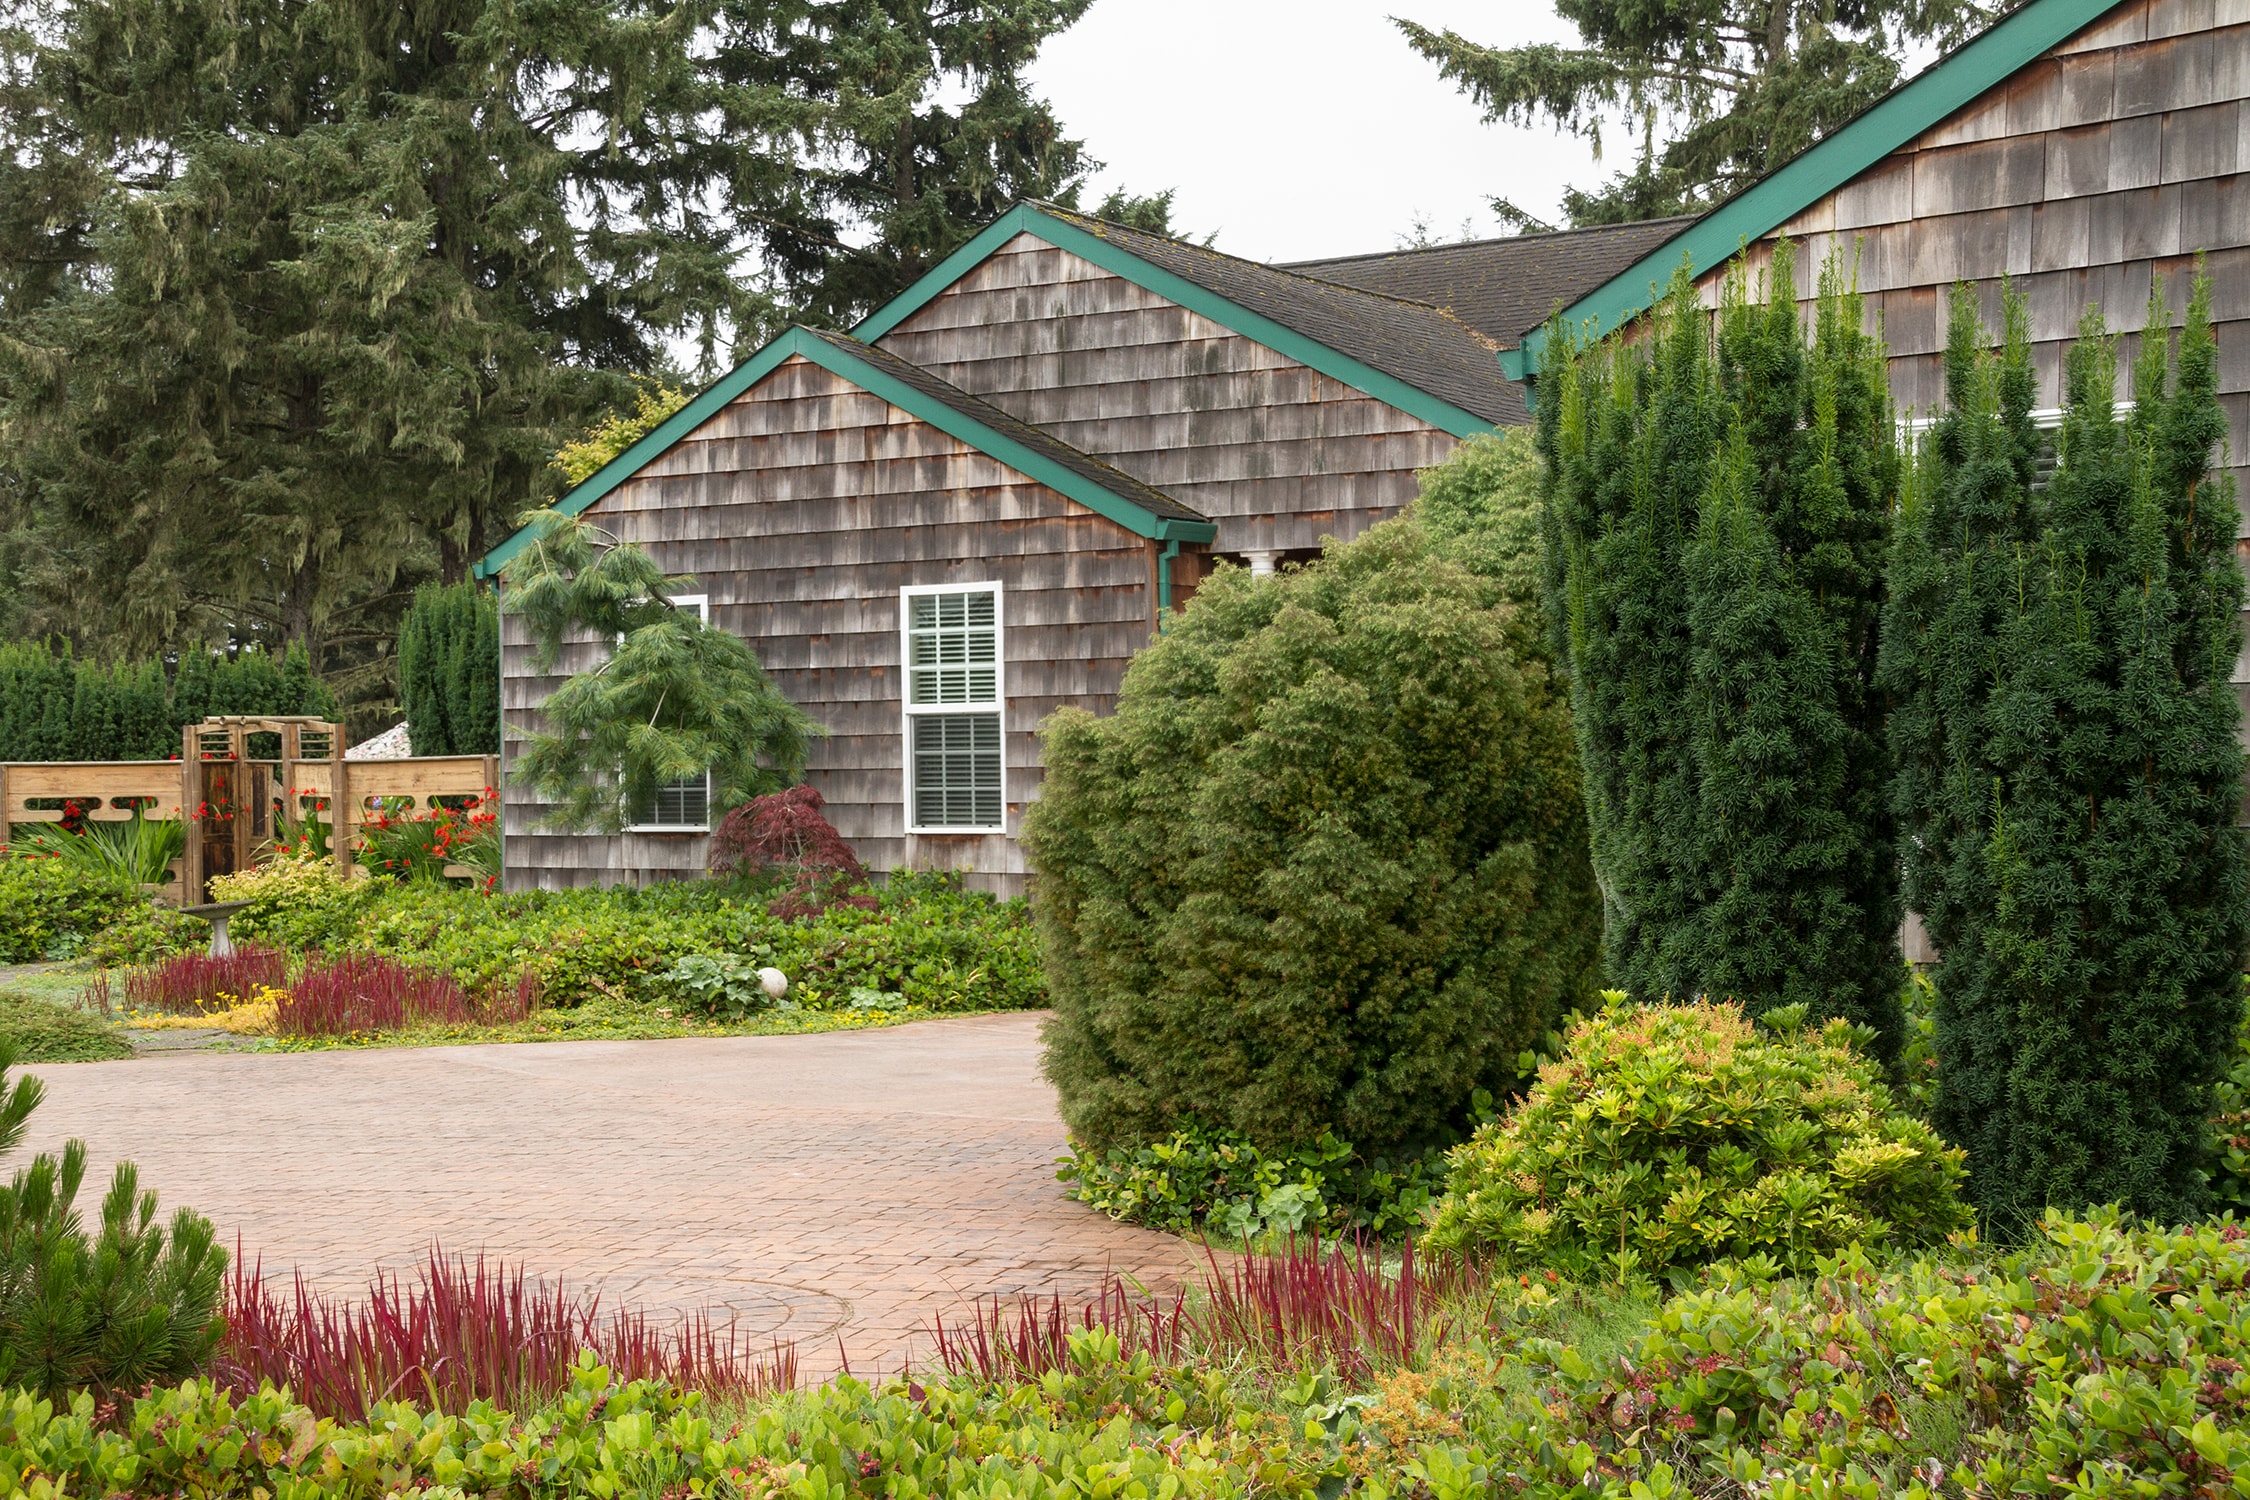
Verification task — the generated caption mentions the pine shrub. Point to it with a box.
[0,1044,226,1398]
[1025,519,1601,1157]
[1538,244,1904,1050]
[1882,274,2249,1224]
[1424,999,1970,1277]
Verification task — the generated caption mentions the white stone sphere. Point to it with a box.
[757,966,790,999]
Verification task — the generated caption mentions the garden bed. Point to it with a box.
[0,851,1044,1055]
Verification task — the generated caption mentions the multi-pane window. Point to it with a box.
[628,594,712,832]
[902,584,1004,831]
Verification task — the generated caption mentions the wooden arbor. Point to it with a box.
[177,716,500,901]
[179,716,350,900]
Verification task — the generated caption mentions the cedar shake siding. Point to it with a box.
[872,234,1464,561]
[499,353,1158,893]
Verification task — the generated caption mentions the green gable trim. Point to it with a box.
[1512,0,2130,380]
[853,204,1497,439]
[474,325,1210,579]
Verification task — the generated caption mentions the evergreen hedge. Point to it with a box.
[1025,518,1601,1157]
[0,643,334,762]
[1881,274,2249,1224]
[1538,243,1904,1052]
[397,583,499,757]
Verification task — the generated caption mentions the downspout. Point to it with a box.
[1156,539,1181,631]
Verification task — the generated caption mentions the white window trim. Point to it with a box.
[627,593,713,833]
[900,580,1007,835]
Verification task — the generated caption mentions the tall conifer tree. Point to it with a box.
[1882,274,2248,1223]
[1540,243,1903,1047]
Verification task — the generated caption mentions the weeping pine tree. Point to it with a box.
[1539,241,1903,1050]
[1881,274,2248,1224]
[502,511,816,832]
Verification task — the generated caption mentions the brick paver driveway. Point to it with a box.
[21,1013,1196,1379]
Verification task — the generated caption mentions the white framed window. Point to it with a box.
[628,593,712,832]
[1897,403,2136,491]
[901,582,1005,832]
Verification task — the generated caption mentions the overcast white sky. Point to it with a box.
[1024,0,1608,263]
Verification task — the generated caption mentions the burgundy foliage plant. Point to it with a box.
[708,784,874,919]
[221,1247,798,1421]
[1197,1236,1483,1382]
[124,947,290,1014]
[276,956,531,1036]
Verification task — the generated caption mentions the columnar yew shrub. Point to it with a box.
[1881,275,2248,1224]
[1538,244,1903,1050]
[1025,521,1600,1157]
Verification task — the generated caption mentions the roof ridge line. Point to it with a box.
[1275,214,1704,268]
[1027,198,1486,321]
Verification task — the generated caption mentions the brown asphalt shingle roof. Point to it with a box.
[801,326,1210,527]
[1281,217,1699,348]
[1034,202,1522,428]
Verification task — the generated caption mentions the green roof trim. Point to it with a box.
[474,324,1212,578]
[1513,0,2131,379]
[852,203,1496,438]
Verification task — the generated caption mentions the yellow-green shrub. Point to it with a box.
[1425,999,1970,1276]
[209,856,378,953]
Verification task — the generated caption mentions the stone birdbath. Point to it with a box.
[179,900,253,958]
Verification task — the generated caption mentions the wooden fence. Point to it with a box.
[1,715,494,903]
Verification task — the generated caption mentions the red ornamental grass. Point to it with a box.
[927,1275,1188,1382]
[276,956,471,1035]
[1196,1236,1485,1382]
[220,1248,798,1422]
[124,947,290,1014]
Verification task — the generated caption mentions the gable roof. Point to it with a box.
[1280,217,1696,348]
[474,325,1213,580]
[1502,0,2132,382]
[855,201,1518,433]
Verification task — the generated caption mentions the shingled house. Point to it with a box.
[484,0,2249,894]
[476,204,1673,891]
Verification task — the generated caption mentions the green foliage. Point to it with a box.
[0,1332,1294,1500]
[0,860,139,964]
[1426,999,1971,1277]
[550,384,690,488]
[1061,1124,1448,1241]
[7,815,184,886]
[0,0,1101,697]
[208,857,381,955]
[221,866,1040,1014]
[0,994,132,1063]
[2211,998,2250,1215]
[656,954,779,1020]
[1028,519,1600,1159]
[0,643,331,762]
[1396,0,1995,225]
[1540,244,1904,1050]
[1411,428,1545,611]
[503,510,817,832]
[396,584,499,757]
[0,1043,225,1399]
[1881,273,2249,1226]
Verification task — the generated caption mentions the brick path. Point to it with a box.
[18,1013,1197,1379]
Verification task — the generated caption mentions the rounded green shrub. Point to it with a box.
[1025,520,1601,1157]
[1425,999,1970,1276]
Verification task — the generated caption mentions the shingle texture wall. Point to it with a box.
[871,235,1466,556]
[500,354,1152,893]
